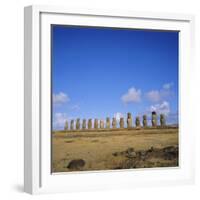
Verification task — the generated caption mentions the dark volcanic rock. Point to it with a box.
[125,148,137,158]
[138,150,147,161]
[115,159,137,169]
[67,159,85,170]
[112,145,178,170]
[163,146,178,153]
[147,146,154,152]
[112,151,125,156]
[163,146,178,160]
[113,147,137,158]
[112,152,120,156]
[125,147,135,154]
[126,151,137,159]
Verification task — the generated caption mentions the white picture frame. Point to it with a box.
[24,5,195,194]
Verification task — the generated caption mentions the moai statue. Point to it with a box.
[112,117,117,128]
[152,111,157,127]
[106,117,110,129]
[88,119,92,129]
[82,119,86,130]
[135,116,141,128]
[94,119,99,129]
[70,120,74,130]
[64,120,68,131]
[76,118,80,130]
[143,115,148,127]
[120,117,124,128]
[100,119,104,129]
[160,114,166,127]
[127,112,133,128]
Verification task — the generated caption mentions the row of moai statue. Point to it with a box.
[64,112,166,130]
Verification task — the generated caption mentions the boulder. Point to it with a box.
[67,159,85,170]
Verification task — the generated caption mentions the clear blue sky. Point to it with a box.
[52,25,178,130]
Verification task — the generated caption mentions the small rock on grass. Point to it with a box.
[67,159,85,170]
[126,151,137,158]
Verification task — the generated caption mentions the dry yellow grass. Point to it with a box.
[52,128,178,173]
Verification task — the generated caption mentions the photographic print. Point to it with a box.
[51,25,179,173]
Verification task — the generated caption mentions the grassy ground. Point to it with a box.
[52,127,178,173]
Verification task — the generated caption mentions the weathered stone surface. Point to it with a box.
[100,120,104,129]
[112,146,178,169]
[76,118,80,130]
[70,120,74,130]
[143,115,148,127]
[160,114,166,127]
[82,119,86,129]
[163,146,178,160]
[126,148,137,158]
[120,117,124,128]
[67,159,85,170]
[64,120,68,131]
[88,119,92,129]
[127,113,132,128]
[139,150,147,161]
[94,119,98,129]
[112,117,117,128]
[127,118,132,128]
[127,112,132,119]
[125,147,134,154]
[152,111,157,127]
[135,116,141,127]
[106,117,110,129]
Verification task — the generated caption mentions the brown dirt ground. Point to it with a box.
[52,128,178,173]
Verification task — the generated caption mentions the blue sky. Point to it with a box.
[52,25,178,130]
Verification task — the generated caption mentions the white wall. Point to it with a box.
[0,0,199,199]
